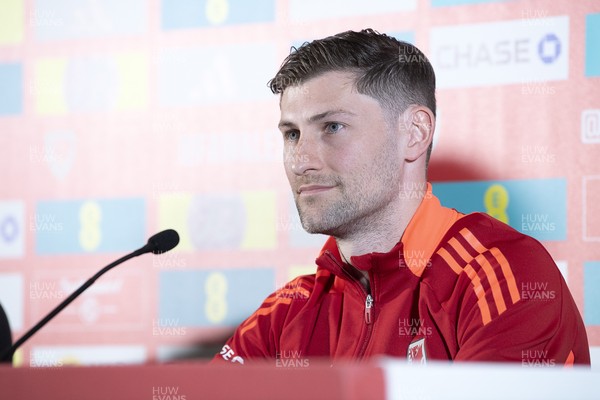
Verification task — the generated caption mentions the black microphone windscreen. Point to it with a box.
[147,229,180,254]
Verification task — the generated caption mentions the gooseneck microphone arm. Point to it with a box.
[0,229,179,363]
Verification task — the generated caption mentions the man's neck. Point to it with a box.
[336,181,427,283]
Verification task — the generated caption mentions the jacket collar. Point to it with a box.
[316,183,462,278]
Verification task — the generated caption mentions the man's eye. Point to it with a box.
[325,123,343,133]
[285,130,300,141]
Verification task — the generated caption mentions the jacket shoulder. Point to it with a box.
[427,212,563,324]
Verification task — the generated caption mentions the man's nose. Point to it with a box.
[288,134,321,176]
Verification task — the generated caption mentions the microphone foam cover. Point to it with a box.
[148,229,180,254]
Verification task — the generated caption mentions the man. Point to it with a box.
[213,29,590,365]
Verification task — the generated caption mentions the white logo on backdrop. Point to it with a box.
[430,16,569,88]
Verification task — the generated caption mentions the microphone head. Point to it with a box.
[147,229,180,254]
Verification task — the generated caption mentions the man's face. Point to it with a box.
[278,71,404,238]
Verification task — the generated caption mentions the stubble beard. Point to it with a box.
[294,158,402,239]
[294,184,355,237]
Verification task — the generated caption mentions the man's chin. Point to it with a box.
[296,205,342,236]
[299,217,337,236]
[298,216,324,235]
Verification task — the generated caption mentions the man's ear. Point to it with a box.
[401,105,435,162]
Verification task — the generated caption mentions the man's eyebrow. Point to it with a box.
[309,110,357,122]
[278,110,357,129]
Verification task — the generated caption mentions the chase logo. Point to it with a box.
[0,201,24,258]
[538,33,561,64]
[430,16,569,88]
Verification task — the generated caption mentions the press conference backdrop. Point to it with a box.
[0,0,598,367]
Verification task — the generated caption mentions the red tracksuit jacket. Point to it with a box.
[214,187,590,366]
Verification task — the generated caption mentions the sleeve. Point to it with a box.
[438,218,590,365]
[211,276,312,365]
[454,274,590,365]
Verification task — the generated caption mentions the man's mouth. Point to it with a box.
[297,185,335,195]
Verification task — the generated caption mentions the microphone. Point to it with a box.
[0,229,180,363]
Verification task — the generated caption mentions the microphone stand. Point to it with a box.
[0,229,179,364]
[0,248,146,363]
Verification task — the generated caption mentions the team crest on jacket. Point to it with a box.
[407,338,427,364]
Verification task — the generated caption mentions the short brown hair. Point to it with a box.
[268,29,436,163]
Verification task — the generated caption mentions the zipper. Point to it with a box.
[357,292,375,359]
[325,251,375,359]
[365,294,373,324]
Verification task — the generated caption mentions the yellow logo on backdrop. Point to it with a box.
[204,272,228,324]
[0,0,24,45]
[241,191,276,249]
[158,191,277,251]
[34,58,69,115]
[206,0,229,25]
[79,201,102,252]
[158,194,194,251]
[484,184,510,224]
[115,53,148,110]
[34,53,148,115]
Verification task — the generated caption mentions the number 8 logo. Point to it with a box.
[79,201,102,251]
[484,184,510,224]
[205,272,228,324]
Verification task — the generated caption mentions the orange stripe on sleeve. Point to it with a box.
[437,244,493,325]
[449,235,507,316]
[490,247,521,304]
[239,319,258,337]
[459,228,487,254]
[464,265,492,325]
[260,296,278,306]
[460,228,520,306]
[440,228,522,325]
[254,299,292,316]
[448,237,472,263]
[437,247,464,275]
[475,253,507,315]
[239,298,292,337]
